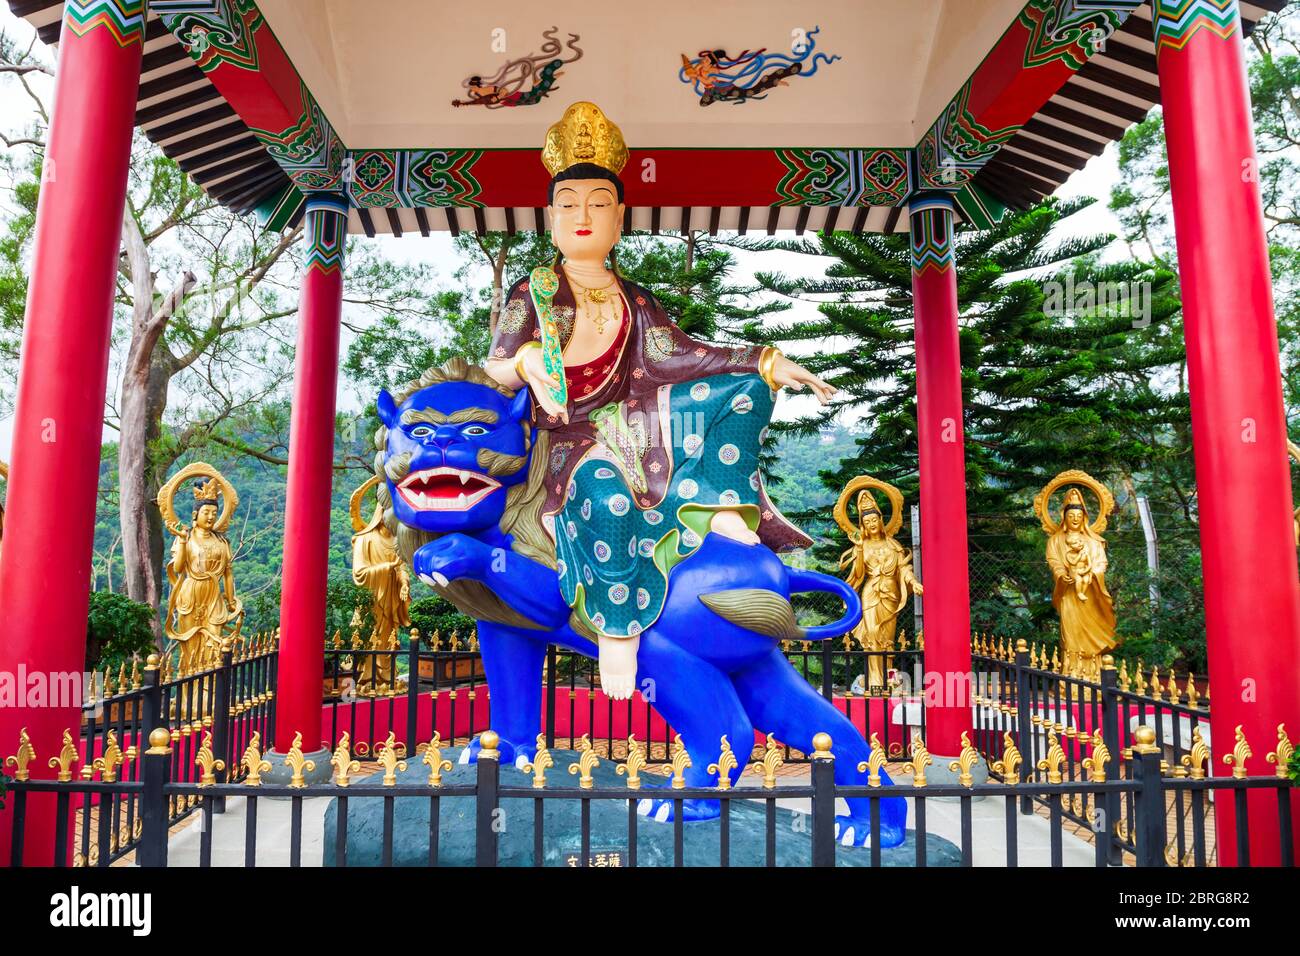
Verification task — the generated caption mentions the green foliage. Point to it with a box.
[85,591,156,672]
[728,197,1206,666]
[615,233,789,338]
[408,596,476,643]
[244,576,373,641]
[344,289,491,397]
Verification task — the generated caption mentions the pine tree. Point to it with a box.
[726,198,1189,646]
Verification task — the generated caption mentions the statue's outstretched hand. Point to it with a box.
[598,634,640,701]
[519,345,569,424]
[771,355,837,405]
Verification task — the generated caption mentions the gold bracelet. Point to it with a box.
[513,342,542,382]
[758,346,783,391]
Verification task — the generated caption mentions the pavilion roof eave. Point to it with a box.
[6,0,1291,237]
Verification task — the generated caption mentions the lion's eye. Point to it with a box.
[462,425,489,437]
[410,425,434,439]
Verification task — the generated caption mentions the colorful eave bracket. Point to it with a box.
[155,0,1146,233]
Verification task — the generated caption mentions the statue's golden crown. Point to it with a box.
[193,477,220,502]
[541,101,628,177]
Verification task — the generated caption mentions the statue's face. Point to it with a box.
[862,512,882,536]
[195,504,218,530]
[1065,507,1084,530]
[377,379,533,534]
[549,178,623,262]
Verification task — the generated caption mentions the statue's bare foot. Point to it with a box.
[709,509,761,545]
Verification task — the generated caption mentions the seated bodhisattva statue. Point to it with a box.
[158,463,243,673]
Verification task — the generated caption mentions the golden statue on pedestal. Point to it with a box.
[350,476,410,694]
[157,463,243,673]
[1033,469,1118,675]
[836,475,922,695]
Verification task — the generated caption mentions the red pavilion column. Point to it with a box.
[909,194,974,760]
[1154,0,1300,865]
[272,195,347,762]
[0,1,145,866]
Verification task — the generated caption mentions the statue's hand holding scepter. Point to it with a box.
[516,342,569,424]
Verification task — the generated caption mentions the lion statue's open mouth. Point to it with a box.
[397,466,501,512]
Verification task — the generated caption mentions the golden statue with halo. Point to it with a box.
[1033,469,1118,674]
[836,475,922,694]
[157,462,243,673]
[350,475,410,693]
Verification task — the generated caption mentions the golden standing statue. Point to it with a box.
[350,476,410,693]
[836,476,922,695]
[1034,470,1118,675]
[158,463,243,673]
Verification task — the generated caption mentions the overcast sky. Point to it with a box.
[0,9,1130,460]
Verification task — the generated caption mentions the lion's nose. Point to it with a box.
[429,424,460,448]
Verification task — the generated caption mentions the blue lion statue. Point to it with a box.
[372,358,906,848]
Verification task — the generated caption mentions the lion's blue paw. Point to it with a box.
[635,795,721,823]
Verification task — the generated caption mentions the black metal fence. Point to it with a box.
[7,719,1294,868]
[319,632,925,767]
[8,630,1293,867]
[15,637,278,866]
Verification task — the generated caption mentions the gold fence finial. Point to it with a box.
[617,734,646,789]
[949,731,980,787]
[377,732,407,785]
[990,731,1022,784]
[903,732,933,787]
[1131,724,1159,755]
[1083,730,1111,783]
[750,733,785,790]
[519,733,552,789]
[1222,725,1252,779]
[1037,731,1066,784]
[568,734,599,789]
[5,728,36,782]
[242,732,272,785]
[812,732,834,760]
[670,734,692,789]
[1266,724,1294,780]
[1182,727,1210,779]
[195,732,226,786]
[48,730,79,782]
[284,731,316,788]
[331,732,361,787]
[707,735,738,790]
[478,730,500,760]
[857,732,888,787]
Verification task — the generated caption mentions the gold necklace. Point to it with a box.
[566,272,621,334]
